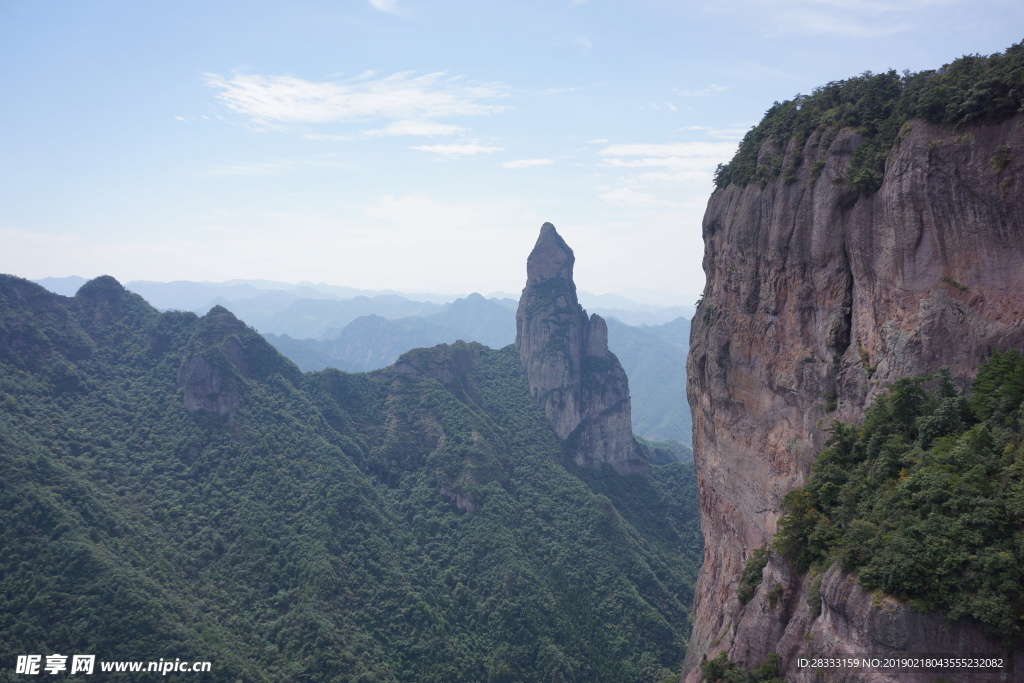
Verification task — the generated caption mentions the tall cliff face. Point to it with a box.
[683,117,1024,680]
[516,223,645,474]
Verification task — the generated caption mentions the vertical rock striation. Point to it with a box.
[683,117,1024,681]
[515,223,645,474]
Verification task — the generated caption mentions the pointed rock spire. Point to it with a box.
[515,223,645,474]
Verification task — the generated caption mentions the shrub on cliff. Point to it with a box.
[773,352,1024,641]
[736,546,769,604]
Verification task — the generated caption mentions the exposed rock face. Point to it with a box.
[177,305,301,420]
[683,118,1024,680]
[516,223,645,474]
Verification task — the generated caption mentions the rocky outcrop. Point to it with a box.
[177,305,301,419]
[515,223,645,475]
[683,117,1024,680]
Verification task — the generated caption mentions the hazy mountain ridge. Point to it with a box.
[606,317,691,446]
[35,277,693,446]
[34,278,692,324]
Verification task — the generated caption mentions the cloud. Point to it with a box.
[599,141,739,158]
[576,37,593,51]
[679,125,749,140]
[598,188,678,208]
[596,140,739,188]
[368,0,401,14]
[201,158,354,177]
[410,144,504,157]
[502,159,555,169]
[301,133,353,142]
[362,120,463,137]
[715,0,958,37]
[541,86,585,95]
[206,71,508,129]
[675,84,729,97]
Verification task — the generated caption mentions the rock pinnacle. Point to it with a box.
[515,223,645,474]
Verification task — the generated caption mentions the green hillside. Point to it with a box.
[0,275,701,681]
[773,356,1024,641]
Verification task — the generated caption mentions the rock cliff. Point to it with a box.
[177,305,301,420]
[683,114,1024,681]
[516,223,645,474]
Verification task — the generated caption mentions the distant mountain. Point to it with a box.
[262,295,693,445]
[264,294,516,372]
[606,317,691,446]
[121,279,462,312]
[589,305,692,327]
[267,314,460,373]
[123,279,289,311]
[246,295,446,339]
[576,291,693,326]
[32,277,692,444]
[422,293,517,349]
[31,275,88,296]
[34,279,690,322]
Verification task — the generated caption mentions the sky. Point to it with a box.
[1,1,1021,303]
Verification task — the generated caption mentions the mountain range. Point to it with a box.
[35,279,694,448]
[2,227,700,681]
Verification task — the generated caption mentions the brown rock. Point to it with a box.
[515,223,646,474]
[683,118,1024,680]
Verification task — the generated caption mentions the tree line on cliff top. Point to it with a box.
[714,41,1024,193]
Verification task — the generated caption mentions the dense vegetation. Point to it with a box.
[699,652,784,683]
[773,353,1024,641]
[714,42,1024,193]
[0,275,701,681]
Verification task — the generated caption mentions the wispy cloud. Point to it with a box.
[596,140,739,187]
[206,71,508,131]
[201,158,354,177]
[716,0,958,37]
[410,143,504,157]
[675,84,729,97]
[599,187,678,208]
[599,142,739,159]
[502,159,555,169]
[679,125,749,140]
[301,133,353,142]
[368,0,402,15]
[362,120,463,137]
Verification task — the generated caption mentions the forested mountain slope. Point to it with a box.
[0,274,700,682]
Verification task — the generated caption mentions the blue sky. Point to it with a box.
[2,1,1021,302]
